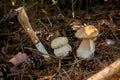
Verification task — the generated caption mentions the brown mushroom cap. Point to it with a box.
[75,25,99,38]
[51,37,68,49]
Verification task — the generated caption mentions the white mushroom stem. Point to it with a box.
[54,44,72,57]
[76,39,95,59]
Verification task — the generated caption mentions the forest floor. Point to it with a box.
[0,1,120,80]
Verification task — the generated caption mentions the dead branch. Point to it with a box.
[87,59,120,80]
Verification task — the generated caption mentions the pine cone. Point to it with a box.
[66,30,77,42]
[0,62,13,80]
[22,56,42,69]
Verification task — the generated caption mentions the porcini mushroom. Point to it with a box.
[75,25,99,59]
[51,37,72,57]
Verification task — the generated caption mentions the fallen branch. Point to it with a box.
[87,59,120,80]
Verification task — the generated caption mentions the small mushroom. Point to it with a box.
[51,37,72,57]
[75,25,99,59]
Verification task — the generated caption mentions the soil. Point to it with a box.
[0,1,120,80]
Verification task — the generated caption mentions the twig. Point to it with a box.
[51,73,57,80]
[21,66,26,80]
[38,74,57,80]
[72,0,75,18]
[98,19,119,41]
[56,58,66,79]
[28,74,34,80]
[58,58,62,71]
[37,19,50,33]
[108,15,119,41]
[69,59,83,76]
[41,9,53,27]
[47,17,53,27]
[91,10,120,17]
[62,69,71,80]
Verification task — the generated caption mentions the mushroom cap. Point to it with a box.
[54,44,72,57]
[51,37,68,49]
[76,39,95,59]
[75,25,99,39]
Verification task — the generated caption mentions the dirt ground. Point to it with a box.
[0,0,120,80]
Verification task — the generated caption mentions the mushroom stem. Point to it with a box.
[54,44,72,57]
[76,38,95,59]
[51,37,72,58]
